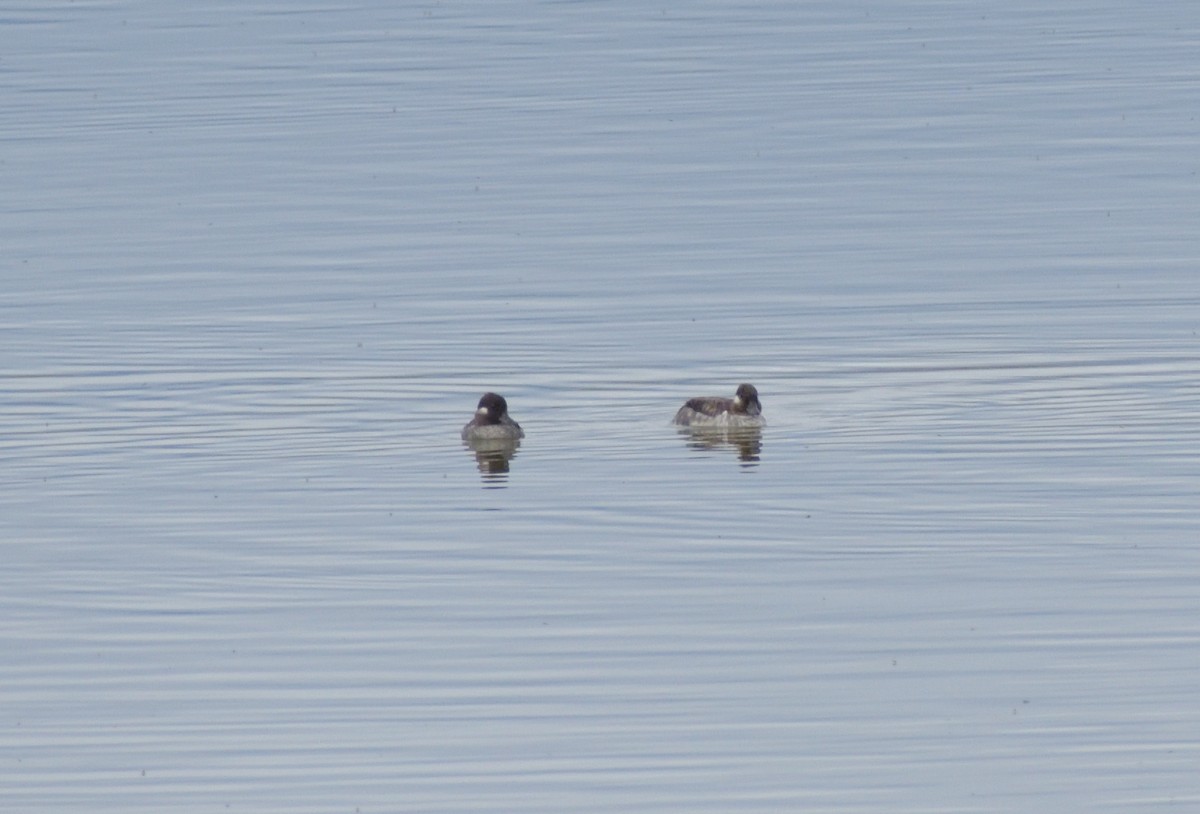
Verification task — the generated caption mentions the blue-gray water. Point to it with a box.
[4,2,1199,811]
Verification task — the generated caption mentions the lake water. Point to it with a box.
[3,2,1199,811]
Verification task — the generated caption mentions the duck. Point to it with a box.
[672,383,764,428]
[461,392,525,441]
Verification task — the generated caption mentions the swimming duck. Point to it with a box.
[461,392,525,441]
[672,383,764,428]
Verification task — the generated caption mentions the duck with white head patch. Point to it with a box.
[672,383,764,428]
[461,392,525,442]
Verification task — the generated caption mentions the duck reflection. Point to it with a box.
[463,436,521,484]
[676,425,763,466]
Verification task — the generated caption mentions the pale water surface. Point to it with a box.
[3,2,1199,812]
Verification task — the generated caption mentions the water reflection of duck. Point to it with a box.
[678,425,763,464]
[672,383,764,428]
[465,436,521,478]
[461,393,524,441]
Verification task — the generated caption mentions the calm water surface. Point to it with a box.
[3,2,1199,812]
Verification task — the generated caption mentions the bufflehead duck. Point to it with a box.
[672,383,764,428]
[461,392,524,441]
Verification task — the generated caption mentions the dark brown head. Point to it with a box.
[732,383,761,416]
[474,392,510,425]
